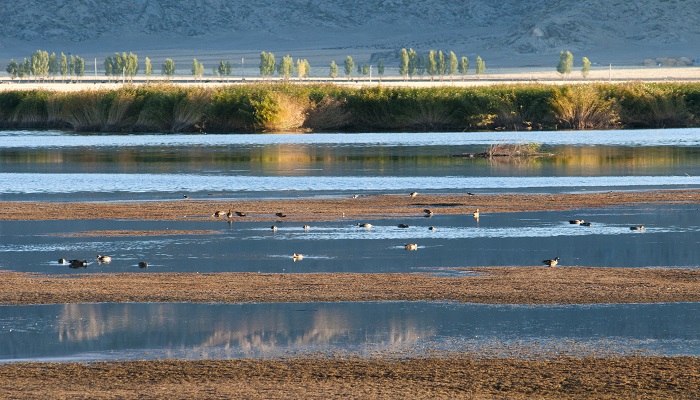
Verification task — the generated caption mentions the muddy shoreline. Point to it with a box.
[1,356,698,399]
[2,267,699,305]
[2,189,699,221]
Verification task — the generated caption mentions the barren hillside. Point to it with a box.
[0,0,697,68]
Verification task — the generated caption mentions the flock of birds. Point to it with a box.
[57,256,148,269]
[57,191,648,269]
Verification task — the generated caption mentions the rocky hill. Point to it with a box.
[0,0,696,67]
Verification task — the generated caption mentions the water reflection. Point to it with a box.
[1,301,699,362]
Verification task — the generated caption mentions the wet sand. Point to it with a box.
[2,267,699,305]
[0,356,698,399]
[2,189,699,221]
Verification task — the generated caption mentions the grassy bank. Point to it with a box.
[1,82,700,133]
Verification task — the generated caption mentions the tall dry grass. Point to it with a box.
[550,85,619,130]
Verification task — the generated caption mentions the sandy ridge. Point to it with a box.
[2,190,699,221]
[2,267,699,305]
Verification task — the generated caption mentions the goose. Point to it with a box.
[428,226,436,231]
[409,192,418,198]
[292,253,304,262]
[351,194,359,199]
[97,255,112,263]
[404,243,418,251]
[58,258,68,265]
[183,195,190,199]
[467,192,475,196]
[69,259,88,268]
[303,225,310,231]
[358,223,373,228]
[472,209,480,218]
[542,257,560,267]
[275,212,287,218]
[630,226,645,231]
[235,211,246,217]
[398,223,409,228]
[580,222,592,226]
[226,210,233,219]
[423,209,434,217]
[569,219,584,224]
[271,225,278,232]
[213,210,225,218]
[138,261,149,269]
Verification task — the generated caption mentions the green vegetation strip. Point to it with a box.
[2,82,700,133]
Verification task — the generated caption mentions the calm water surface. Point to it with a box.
[1,205,698,274]
[1,301,699,362]
[1,129,699,201]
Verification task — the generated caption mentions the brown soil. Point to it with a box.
[2,267,699,305]
[2,189,699,221]
[0,356,698,399]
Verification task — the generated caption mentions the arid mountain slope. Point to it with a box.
[0,0,696,67]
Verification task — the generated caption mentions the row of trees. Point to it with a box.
[398,49,485,81]
[6,50,85,80]
[259,52,311,80]
[5,49,487,81]
[557,51,592,79]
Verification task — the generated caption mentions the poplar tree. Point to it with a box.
[476,56,486,76]
[581,56,591,79]
[557,50,573,78]
[73,56,85,79]
[191,58,204,80]
[408,48,417,78]
[104,56,113,80]
[448,51,458,80]
[61,53,68,81]
[6,60,19,80]
[427,50,437,80]
[344,56,354,79]
[31,50,50,79]
[399,48,409,80]
[303,59,310,78]
[438,50,446,80]
[145,57,153,79]
[329,60,338,79]
[377,59,384,81]
[296,59,306,80]
[277,55,294,79]
[459,56,469,79]
[162,58,176,78]
[48,53,58,80]
[259,52,275,78]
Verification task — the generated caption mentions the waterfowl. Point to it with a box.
[580,222,592,226]
[351,194,359,199]
[472,209,480,218]
[569,219,584,224]
[271,225,278,232]
[404,243,418,251]
[235,211,246,217]
[97,255,112,263]
[409,192,418,198]
[138,261,149,268]
[58,258,67,264]
[428,226,436,231]
[398,223,409,228]
[467,192,475,196]
[69,259,88,268]
[275,212,287,218]
[542,257,560,267]
[183,195,190,199]
[358,223,373,228]
[303,225,310,231]
[213,210,225,218]
[292,253,304,262]
[423,209,434,217]
[226,210,233,219]
[630,226,645,231]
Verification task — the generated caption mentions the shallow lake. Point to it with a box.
[1,301,699,362]
[1,129,699,201]
[1,204,699,274]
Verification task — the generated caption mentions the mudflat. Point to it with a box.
[0,356,698,399]
[1,189,699,222]
[2,267,699,305]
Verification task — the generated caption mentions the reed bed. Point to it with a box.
[1,82,700,133]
